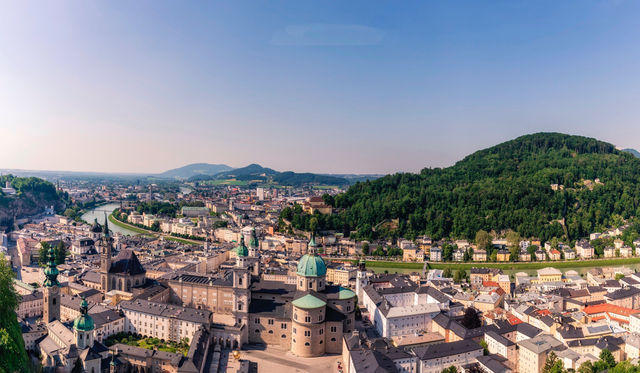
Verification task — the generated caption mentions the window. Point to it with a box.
[319,340,323,344]
[255,329,259,333]
[304,331,311,337]
[281,323,287,329]
[305,342,310,346]
[268,319,274,325]
[255,318,260,324]
[281,334,286,338]
[305,316,311,323]
[293,328,296,334]
[268,330,273,334]
[330,326,337,333]
[318,314,322,321]
[319,329,323,335]
[331,338,336,342]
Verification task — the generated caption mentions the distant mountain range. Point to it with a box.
[622,148,640,158]
[157,163,233,179]
[188,163,350,186]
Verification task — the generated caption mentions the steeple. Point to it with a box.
[43,246,59,287]
[74,297,95,349]
[103,212,110,237]
[308,233,318,255]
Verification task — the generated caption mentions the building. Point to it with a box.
[120,299,212,343]
[412,339,483,373]
[517,334,564,373]
[536,267,562,283]
[100,219,146,293]
[429,247,442,262]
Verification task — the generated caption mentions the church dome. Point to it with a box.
[73,298,95,332]
[90,218,102,233]
[235,236,249,257]
[296,253,326,277]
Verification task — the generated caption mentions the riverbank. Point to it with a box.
[108,213,201,246]
[333,257,640,271]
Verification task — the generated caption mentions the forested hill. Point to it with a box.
[0,176,67,227]
[296,133,640,242]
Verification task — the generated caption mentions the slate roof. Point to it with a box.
[109,249,146,275]
[412,339,482,360]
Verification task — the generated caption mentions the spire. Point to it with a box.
[308,233,318,255]
[43,246,59,287]
[73,296,95,332]
[103,212,110,237]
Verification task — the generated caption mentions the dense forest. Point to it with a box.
[283,133,640,242]
[190,163,349,186]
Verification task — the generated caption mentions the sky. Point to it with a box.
[1,1,640,174]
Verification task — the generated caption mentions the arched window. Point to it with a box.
[331,338,336,342]
[281,334,286,338]
[255,329,259,333]
[319,340,323,344]
[52,298,56,305]
[304,342,310,346]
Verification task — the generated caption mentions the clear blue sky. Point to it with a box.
[1,1,639,174]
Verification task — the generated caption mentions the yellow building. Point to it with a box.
[536,267,562,283]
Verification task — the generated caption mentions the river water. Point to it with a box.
[81,203,140,236]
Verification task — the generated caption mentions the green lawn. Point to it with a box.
[104,333,190,356]
[335,257,640,271]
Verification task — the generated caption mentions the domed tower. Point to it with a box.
[291,294,327,357]
[90,218,103,240]
[248,228,260,275]
[248,228,259,257]
[296,235,327,292]
[232,236,250,337]
[43,246,60,323]
[73,297,95,349]
[100,213,113,292]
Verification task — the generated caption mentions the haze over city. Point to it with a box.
[2,1,640,174]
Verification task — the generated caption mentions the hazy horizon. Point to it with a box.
[2,1,640,174]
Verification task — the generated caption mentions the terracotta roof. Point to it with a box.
[583,303,640,317]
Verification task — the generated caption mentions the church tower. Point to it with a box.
[248,228,260,275]
[100,213,113,292]
[73,297,95,349]
[232,236,250,339]
[355,258,368,302]
[43,246,60,323]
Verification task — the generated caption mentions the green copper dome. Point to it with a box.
[235,236,249,257]
[296,253,327,277]
[337,287,356,300]
[43,246,59,287]
[292,294,326,309]
[73,297,95,332]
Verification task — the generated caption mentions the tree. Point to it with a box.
[441,366,458,373]
[443,267,453,278]
[38,241,51,267]
[461,307,481,329]
[0,254,30,372]
[454,269,467,284]
[479,339,489,355]
[55,240,67,265]
[505,230,521,249]
[599,349,616,369]
[475,230,490,251]
[362,242,370,255]
[577,361,595,373]
[542,352,564,373]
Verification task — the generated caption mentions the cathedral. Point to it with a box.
[99,217,146,293]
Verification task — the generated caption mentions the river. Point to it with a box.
[81,203,140,236]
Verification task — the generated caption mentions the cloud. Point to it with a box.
[271,23,384,46]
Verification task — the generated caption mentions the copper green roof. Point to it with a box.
[308,235,317,247]
[296,253,326,277]
[292,294,326,309]
[235,236,249,257]
[73,297,95,332]
[337,287,356,300]
[43,246,59,287]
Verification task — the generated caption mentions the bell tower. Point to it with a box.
[43,246,60,323]
[100,213,112,292]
